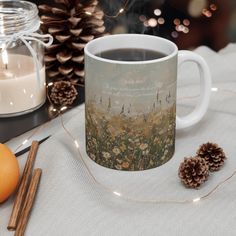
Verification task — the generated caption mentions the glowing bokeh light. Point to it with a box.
[202,9,212,18]
[178,24,185,31]
[154,9,162,16]
[210,4,217,11]
[157,17,165,25]
[173,18,180,25]
[206,11,212,17]
[148,18,158,27]
[183,19,190,26]
[139,15,146,22]
[171,31,179,38]
[143,20,149,27]
[183,27,189,34]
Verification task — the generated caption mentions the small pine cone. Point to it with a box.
[197,142,226,171]
[49,81,78,107]
[178,156,209,189]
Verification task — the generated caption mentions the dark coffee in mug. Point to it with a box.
[96,48,166,61]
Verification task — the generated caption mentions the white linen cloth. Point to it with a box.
[1,44,236,236]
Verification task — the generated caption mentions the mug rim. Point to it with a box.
[84,34,178,65]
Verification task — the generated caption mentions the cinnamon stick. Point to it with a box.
[15,169,42,236]
[8,141,39,231]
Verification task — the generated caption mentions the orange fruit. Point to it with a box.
[0,143,20,203]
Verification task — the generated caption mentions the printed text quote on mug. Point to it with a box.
[84,34,211,171]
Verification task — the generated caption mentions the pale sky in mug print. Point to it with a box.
[85,55,177,115]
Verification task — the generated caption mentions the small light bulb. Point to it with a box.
[157,17,165,25]
[60,106,68,111]
[47,82,53,87]
[85,11,92,16]
[74,140,79,148]
[113,191,122,197]
[22,139,28,145]
[154,9,161,16]
[2,48,8,66]
[193,197,201,203]
[211,87,218,92]
[119,8,124,13]
[148,18,158,27]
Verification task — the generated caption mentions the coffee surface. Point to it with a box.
[96,48,166,61]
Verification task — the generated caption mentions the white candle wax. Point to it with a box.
[0,54,46,116]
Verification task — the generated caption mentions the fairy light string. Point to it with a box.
[59,111,236,204]
[14,106,236,204]
[59,114,116,195]
[14,123,47,154]
[14,85,236,204]
[55,86,236,204]
[103,0,129,18]
[12,83,65,154]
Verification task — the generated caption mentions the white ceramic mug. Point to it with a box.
[84,34,211,171]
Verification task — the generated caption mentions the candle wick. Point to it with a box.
[5,64,8,70]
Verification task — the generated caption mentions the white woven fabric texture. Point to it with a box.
[1,44,236,236]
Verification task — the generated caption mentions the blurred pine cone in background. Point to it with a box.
[49,80,78,107]
[39,0,106,84]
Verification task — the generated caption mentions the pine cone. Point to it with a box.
[39,0,106,84]
[197,142,226,171]
[178,156,209,189]
[49,80,78,106]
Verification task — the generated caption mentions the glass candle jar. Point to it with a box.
[0,1,52,117]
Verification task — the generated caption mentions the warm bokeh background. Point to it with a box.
[33,0,236,51]
[99,0,236,51]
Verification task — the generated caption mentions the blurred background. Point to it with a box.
[99,0,236,51]
[34,0,236,51]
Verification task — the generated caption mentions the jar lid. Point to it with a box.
[0,0,39,36]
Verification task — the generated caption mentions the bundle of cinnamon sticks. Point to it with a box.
[8,141,42,236]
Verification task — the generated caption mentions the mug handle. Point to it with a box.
[176,50,212,129]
